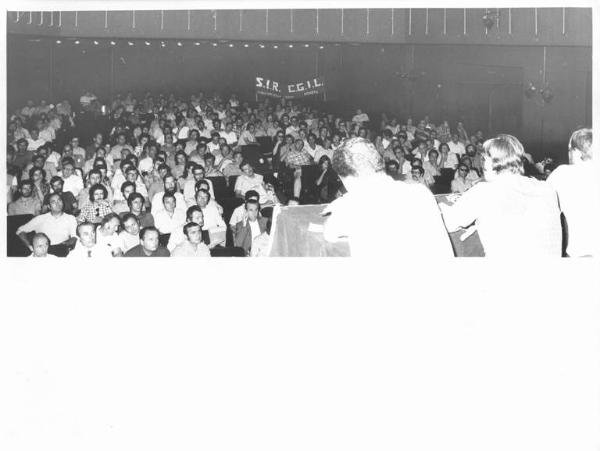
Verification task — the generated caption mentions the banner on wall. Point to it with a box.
[255,76,326,100]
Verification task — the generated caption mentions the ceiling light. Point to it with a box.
[259,44,265,48]
[244,44,249,48]
[145,41,150,46]
[319,45,324,49]
[93,40,99,45]
[228,43,234,47]
[56,40,62,44]
[273,45,278,49]
[177,42,183,46]
[289,44,294,48]
[195,42,201,46]
[212,42,218,47]
[128,41,134,46]
[161,41,166,47]
[74,40,80,45]
[110,41,116,46]
[304,44,310,48]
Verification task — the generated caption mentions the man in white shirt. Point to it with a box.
[154,192,186,236]
[195,189,226,232]
[16,193,78,256]
[305,133,325,160]
[323,137,453,258]
[27,129,46,152]
[546,128,599,257]
[440,134,562,257]
[221,122,238,147]
[447,133,466,156]
[59,160,84,198]
[151,174,186,216]
[68,222,113,258]
[229,190,260,232]
[351,109,370,126]
[234,161,269,203]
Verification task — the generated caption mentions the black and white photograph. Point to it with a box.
[2,2,599,451]
[5,5,596,257]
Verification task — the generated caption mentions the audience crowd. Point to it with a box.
[6,90,594,257]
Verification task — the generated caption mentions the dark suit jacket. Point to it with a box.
[233,217,269,254]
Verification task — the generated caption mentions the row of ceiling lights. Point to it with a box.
[53,39,326,49]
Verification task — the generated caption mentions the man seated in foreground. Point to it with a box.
[29,233,56,258]
[323,137,454,257]
[16,193,78,256]
[171,221,212,257]
[67,221,113,258]
[233,199,269,256]
[439,134,562,257]
[125,226,171,257]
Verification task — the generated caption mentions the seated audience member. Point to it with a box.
[323,137,453,257]
[68,222,113,258]
[234,160,270,202]
[447,133,466,156]
[112,181,136,214]
[439,142,459,170]
[27,129,46,152]
[203,153,223,177]
[168,206,206,251]
[440,134,562,257]
[29,232,56,258]
[315,156,344,202]
[146,163,171,203]
[233,199,269,255]
[79,168,113,209]
[16,193,78,256]
[195,189,226,242]
[70,137,87,168]
[117,213,142,254]
[151,174,186,216]
[450,164,474,194]
[125,226,170,257]
[95,213,124,256]
[250,219,272,257]
[547,128,598,257]
[457,156,481,183]
[171,221,212,257]
[423,149,441,186]
[8,180,42,216]
[124,192,155,228]
[183,164,215,206]
[229,190,261,233]
[282,139,314,199]
[45,176,78,215]
[77,183,113,224]
[59,158,84,198]
[28,166,50,205]
[117,166,148,203]
[385,160,402,181]
[222,150,244,177]
[154,192,186,237]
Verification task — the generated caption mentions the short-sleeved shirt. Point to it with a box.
[16,212,77,245]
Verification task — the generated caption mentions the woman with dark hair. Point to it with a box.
[184,129,200,156]
[172,151,188,180]
[314,156,344,204]
[77,183,113,224]
[29,166,49,205]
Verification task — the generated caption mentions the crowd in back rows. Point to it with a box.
[6,90,556,257]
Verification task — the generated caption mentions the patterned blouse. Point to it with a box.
[77,199,113,224]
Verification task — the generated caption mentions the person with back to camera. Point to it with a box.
[439,134,562,257]
[323,137,453,258]
[546,128,598,257]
